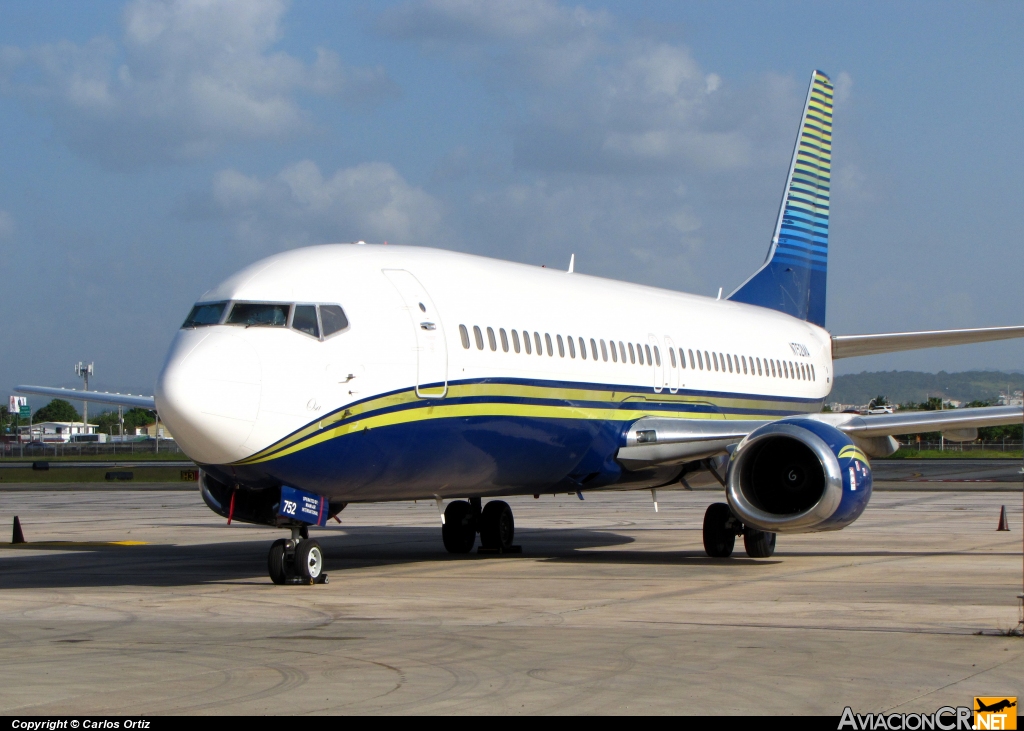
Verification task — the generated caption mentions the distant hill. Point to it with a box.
[830,370,1024,406]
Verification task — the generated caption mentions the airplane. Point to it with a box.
[976,700,1017,714]
[18,70,1024,585]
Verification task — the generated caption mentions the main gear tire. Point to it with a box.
[702,502,736,558]
[479,500,514,550]
[442,500,477,553]
[743,528,777,558]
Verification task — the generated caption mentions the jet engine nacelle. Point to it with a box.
[726,419,872,533]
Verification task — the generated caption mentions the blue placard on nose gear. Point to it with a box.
[278,485,329,526]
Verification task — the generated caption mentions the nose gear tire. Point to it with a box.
[295,539,323,584]
[267,538,289,585]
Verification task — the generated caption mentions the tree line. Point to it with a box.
[3,399,156,435]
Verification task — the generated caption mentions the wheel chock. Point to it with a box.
[477,545,522,555]
[12,516,25,545]
[997,505,1010,531]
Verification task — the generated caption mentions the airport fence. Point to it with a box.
[0,440,183,458]
[897,440,1023,453]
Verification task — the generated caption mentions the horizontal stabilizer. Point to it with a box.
[15,385,155,410]
[832,325,1024,359]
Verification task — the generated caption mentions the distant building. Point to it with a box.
[18,421,99,443]
[997,391,1024,407]
[135,423,174,440]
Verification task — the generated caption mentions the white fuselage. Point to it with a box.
[155,244,832,501]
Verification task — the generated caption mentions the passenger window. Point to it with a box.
[727,354,733,373]
[459,324,470,349]
[628,343,635,364]
[320,305,349,336]
[619,342,627,362]
[600,339,608,362]
[487,327,497,351]
[688,349,695,369]
[523,330,532,354]
[512,329,521,353]
[579,337,586,360]
[643,344,651,365]
[226,302,289,327]
[771,360,777,377]
[653,346,660,366]
[696,350,703,370]
[500,328,509,352]
[557,334,565,357]
[568,336,576,358]
[545,333,554,356]
[756,358,762,376]
[669,348,676,368]
[811,364,816,381]
[291,305,320,338]
[534,332,543,356]
[637,345,644,366]
[741,356,748,375]
[713,352,719,371]
[610,339,618,362]
[473,326,484,350]
[182,301,227,328]
[590,338,599,361]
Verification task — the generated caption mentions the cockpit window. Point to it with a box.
[182,301,227,328]
[226,303,289,327]
[291,305,320,338]
[320,305,348,336]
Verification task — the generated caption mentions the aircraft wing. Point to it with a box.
[14,385,155,410]
[832,325,1024,359]
[617,406,1023,467]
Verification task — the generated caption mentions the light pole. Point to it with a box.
[75,362,93,436]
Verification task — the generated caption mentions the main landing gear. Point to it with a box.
[442,497,521,555]
[702,502,776,559]
[268,526,329,585]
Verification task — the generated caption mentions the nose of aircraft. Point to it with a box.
[155,331,262,465]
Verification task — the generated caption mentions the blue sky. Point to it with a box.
[1,0,1022,402]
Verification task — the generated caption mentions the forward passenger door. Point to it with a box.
[382,269,448,398]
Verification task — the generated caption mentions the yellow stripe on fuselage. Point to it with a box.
[235,381,817,466]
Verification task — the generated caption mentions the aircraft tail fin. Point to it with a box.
[729,70,833,327]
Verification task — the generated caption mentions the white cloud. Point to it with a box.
[0,210,14,240]
[0,0,397,166]
[382,2,799,175]
[211,160,443,250]
[379,0,608,85]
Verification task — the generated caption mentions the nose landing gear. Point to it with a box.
[267,526,328,585]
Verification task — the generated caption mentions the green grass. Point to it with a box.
[0,467,197,483]
[886,448,1023,459]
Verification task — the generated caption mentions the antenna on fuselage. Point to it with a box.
[567,254,575,274]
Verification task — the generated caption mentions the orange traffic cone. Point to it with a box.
[997,505,1010,531]
[12,516,25,544]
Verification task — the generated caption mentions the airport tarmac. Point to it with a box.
[1,485,1022,715]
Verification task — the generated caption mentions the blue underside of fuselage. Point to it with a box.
[207,415,631,502]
